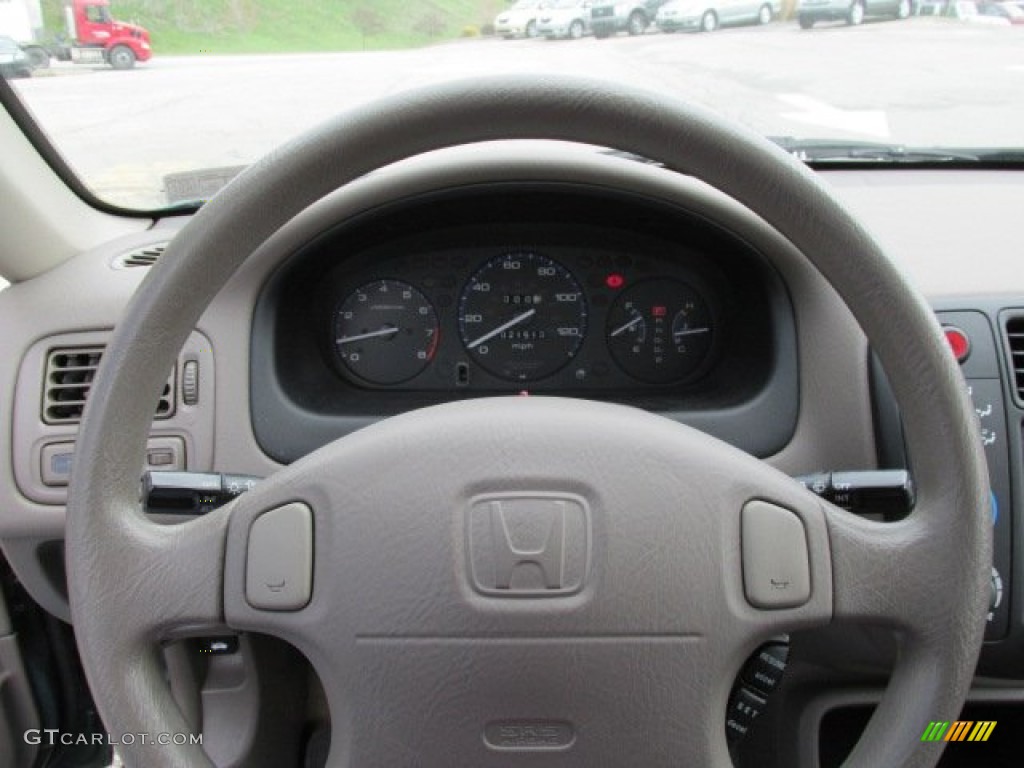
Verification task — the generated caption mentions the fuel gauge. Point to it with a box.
[608,306,646,347]
[606,279,713,384]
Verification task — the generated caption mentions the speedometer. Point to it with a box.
[458,252,587,382]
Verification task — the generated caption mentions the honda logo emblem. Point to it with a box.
[467,493,590,596]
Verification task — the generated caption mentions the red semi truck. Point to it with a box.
[62,0,152,69]
[0,0,151,70]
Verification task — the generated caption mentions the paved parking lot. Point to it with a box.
[10,17,1024,207]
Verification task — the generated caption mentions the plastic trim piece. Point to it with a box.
[13,329,216,506]
[244,503,313,611]
[741,501,811,609]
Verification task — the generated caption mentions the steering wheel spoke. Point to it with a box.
[70,509,230,647]
[826,497,989,636]
[130,511,232,640]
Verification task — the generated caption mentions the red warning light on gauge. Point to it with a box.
[605,273,625,289]
[652,305,667,318]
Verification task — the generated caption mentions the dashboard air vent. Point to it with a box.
[1006,315,1024,403]
[113,243,168,269]
[43,347,175,424]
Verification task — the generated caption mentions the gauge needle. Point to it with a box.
[673,327,711,338]
[610,316,643,337]
[466,309,536,350]
[337,326,400,345]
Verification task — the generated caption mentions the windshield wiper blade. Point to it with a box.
[968,148,1024,163]
[160,197,207,213]
[770,137,980,164]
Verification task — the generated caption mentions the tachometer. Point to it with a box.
[606,279,713,384]
[334,280,439,385]
[458,252,587,382]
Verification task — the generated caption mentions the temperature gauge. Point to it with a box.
[606,279,713,384]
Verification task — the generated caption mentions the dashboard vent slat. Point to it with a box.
[113,243,168,269]
[43,346,176,424]
[1004,316,1024,404]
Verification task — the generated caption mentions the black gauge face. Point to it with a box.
[458,252,587,382]
[334,280,439,385]
[606,279,713,384]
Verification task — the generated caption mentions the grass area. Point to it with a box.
[41,0,510,54]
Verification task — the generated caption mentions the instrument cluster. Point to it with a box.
[328,247,722,392]
[251,184,795,461]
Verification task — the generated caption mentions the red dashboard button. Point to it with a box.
[943,326,971,363]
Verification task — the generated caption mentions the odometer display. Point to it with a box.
[458,253,587,382]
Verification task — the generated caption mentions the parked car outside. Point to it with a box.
[947,0,1019,22]
[976,1,1024,23]
[0,35,33,79]
[796,0,913,27]
[494,0,549,38]
[537,0,593,38]
[590,0,669,37]
[656,0,781,31]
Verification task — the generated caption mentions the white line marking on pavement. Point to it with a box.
[778,93,890,139]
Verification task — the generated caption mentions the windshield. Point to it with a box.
[3,0,1023,210]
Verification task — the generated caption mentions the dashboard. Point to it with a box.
[2,142,1024,768]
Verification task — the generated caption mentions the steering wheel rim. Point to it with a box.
[66,76,991,768]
